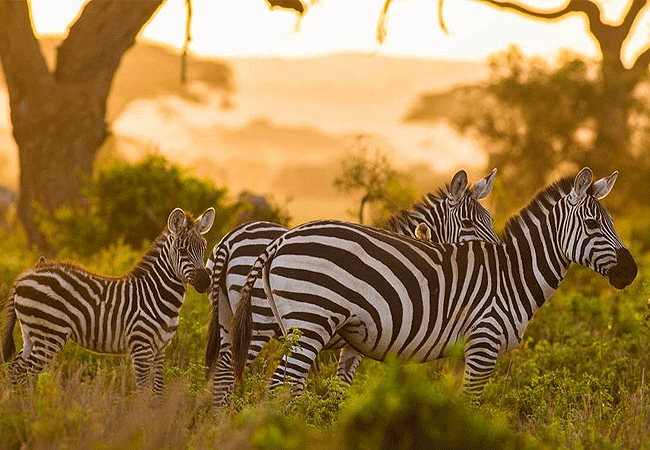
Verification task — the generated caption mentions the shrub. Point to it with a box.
[36,155,291,257]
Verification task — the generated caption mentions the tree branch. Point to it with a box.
[633,44,650,72]
[55,0,165,86]
[620,0,647,36]
[0,0,52,101]
[477,0,603,26]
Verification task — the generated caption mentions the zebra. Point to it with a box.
[1,207,215,395]
[231,168,637,400]
[204,168,498,407]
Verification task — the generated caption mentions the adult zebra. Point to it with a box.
[1,207,215,394]
[231,168,637,400]
[205,168,498,407]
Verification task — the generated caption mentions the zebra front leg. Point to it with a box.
[461,337,500,403]
[129,344,155,393]
[336,345,363,384]
[152,351,165,396]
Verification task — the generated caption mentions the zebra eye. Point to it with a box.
[461,220,473,228]
[177,248,189,256]
[585,219,599,229]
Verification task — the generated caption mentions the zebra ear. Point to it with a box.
[167,208,187,234]
[195,207,216,235]
[449,169,468,202]
[571,167,593,201]
[471,168,497,200]
[591,171,618,200]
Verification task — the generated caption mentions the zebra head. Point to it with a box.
[559,168,637,289]
[167,207,216,293]
[447,168,499,243]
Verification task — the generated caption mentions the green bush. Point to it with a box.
[36,155,291,257]
[338,359,540,450]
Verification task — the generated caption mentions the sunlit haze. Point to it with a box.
[28,0,614,61]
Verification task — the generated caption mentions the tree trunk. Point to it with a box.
[0,0,165,250]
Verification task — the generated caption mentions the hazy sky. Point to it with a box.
[28,0,645,62]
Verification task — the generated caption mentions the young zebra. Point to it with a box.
[205,169,498,407]
[1,207,215,394]
[231,168,637,400]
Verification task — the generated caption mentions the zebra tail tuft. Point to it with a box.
[1,284,17,363]
[204,291,220,380]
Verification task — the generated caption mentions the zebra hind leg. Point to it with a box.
[268,333,325,396]
[336,345,364,384]
[212,346,235,408]
[11,334,66,385]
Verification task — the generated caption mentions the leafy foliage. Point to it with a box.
[36,155,290,257]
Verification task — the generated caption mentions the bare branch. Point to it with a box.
[620,0,647,36]
[633,44,650,72]
[478,0,603,26]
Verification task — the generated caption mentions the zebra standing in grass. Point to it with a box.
[205,168,498,407]
[1,207,215,395]
[231,168,637,400]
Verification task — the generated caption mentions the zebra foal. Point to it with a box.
[231,168,637,400]
[205,169,498,407]
[1,207,215,394]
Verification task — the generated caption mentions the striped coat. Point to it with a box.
[1,207,215,394]
[231,168,637,399]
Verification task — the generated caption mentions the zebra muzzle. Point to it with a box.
[607,248,637,289]
[192,268,211,293]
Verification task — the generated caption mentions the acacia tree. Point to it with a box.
[0,0,165,250]
[476,0,650,167]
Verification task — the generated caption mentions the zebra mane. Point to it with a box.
[130,230,171,278]
[383,183,459,230]
[502,176,574,242]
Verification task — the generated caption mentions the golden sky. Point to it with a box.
[27,0,634,61]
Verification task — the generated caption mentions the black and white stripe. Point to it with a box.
[204,169,498,407]
[1,207,215,394]
[231,168,637,400]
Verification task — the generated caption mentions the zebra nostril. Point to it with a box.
[608,248,637,289]
[192,269,210,293]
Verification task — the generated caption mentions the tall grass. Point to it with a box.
[0,225,649,449]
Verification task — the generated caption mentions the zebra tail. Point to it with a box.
[231,238,282,383]
[1,284,17,363]
[204,244,228,379]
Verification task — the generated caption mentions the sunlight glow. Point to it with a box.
[29,0,603,61]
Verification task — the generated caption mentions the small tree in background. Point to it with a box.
[334,135,416,225]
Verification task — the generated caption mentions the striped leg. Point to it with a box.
[461,335,500,402]
[336,345,363,384]
[129,343,155,392]
[10,329,67,385]
[152,351,165,396]
[268,329,329,396]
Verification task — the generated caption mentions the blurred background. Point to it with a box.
[1,0,649,253]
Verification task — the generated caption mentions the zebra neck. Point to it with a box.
[502,197,572,320]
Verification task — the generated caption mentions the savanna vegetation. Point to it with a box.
[0,147,648,449]
[1,1,650,448]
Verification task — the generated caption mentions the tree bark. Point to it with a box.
[0,0,164,250]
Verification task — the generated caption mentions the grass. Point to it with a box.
[0,226,649,449]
